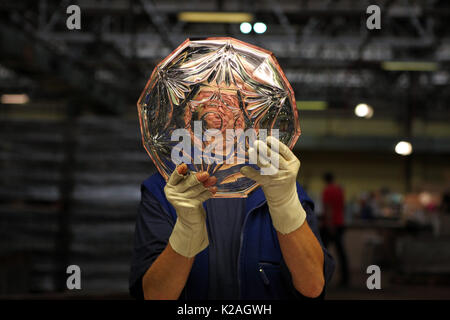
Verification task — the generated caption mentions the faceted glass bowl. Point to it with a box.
[137,37,300,198]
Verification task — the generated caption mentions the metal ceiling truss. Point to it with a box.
[0,0,448,117]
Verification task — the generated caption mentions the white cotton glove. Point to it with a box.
[165,165,217,258]
[240,136,306,234]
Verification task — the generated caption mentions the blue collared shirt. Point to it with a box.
[129,175,334,299]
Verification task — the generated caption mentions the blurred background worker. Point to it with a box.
[321,173,349,287]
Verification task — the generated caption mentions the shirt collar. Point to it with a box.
[245,185,267,213]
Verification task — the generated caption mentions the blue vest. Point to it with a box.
[143,172,315,299]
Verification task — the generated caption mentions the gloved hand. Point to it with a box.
[165,164,217,258]
[240,136,306,234]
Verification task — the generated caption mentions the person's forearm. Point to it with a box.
[142,243,194,300]
[277,221,325,298]
[142,166,214,300]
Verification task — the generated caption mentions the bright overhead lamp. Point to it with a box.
[253,22,267,34]
[395,141,413,156]
[354,103,374,118]
[178,12,254,23]
[296,101,328,111]
[1,94,30,104]
[381,61,438,72]
[240,22,252,34]
[419,192,432,206]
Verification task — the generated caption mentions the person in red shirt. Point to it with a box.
[321,172,349,287]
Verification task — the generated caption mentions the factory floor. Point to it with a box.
[327,284,450,300]
[326,269,450,299]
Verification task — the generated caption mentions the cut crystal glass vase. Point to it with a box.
[137,37,300,198]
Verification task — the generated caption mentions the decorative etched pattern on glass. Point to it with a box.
[137,37,300,198]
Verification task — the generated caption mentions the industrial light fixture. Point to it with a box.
[1,94,30,104]
[178,12,254,23]
[253,22,267,34]
[419,192,432,206]
[381,61,438,72]
[395,141,413,156]
[354,103,374,118]
[240,22,252,34]
[296,101,328,111]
